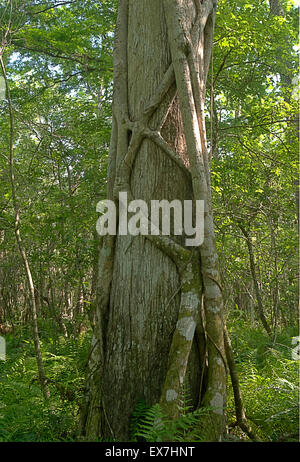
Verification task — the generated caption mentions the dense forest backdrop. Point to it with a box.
[0,0,299,443]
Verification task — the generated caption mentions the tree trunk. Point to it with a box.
[0,53,50,401]
[269,0,284,17]
[238,224,272,337]
[81,0,226,442]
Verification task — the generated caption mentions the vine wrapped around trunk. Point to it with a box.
[81,0,228,442]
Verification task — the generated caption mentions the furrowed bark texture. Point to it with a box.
[81,0,227,441]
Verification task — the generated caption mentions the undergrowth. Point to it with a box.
[226,320,299,442]
[0,327,90,442]
[0,322,298,441]
[130,396,211,442]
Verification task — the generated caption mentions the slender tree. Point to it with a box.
[0,17,50,400]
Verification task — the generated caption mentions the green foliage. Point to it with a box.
[0,330,91,441]
[130,323,299,444]
[210,0,299,333]
[0,0,115,336]
[227,321,299,441]
[130,399,150,439]
[0,0,298,444]
[1,324,298,442]
[131,398,211,443]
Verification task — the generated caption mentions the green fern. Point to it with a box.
[131,398,211,442]
[135,403,166,442]
[130,399,151,441]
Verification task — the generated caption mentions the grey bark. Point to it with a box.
[269,0,284,17]
[81,0,227,441]
[238,224,272,337]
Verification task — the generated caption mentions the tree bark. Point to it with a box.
[269,0,284,17]
[238,224,272,337]
[224,325,260,441]
[81,0,226,442]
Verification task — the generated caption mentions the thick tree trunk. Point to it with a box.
[81,0,226,442]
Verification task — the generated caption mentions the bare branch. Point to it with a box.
[28,1,74,15]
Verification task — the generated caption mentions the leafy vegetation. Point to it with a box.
[0,0,298,443]
[0,323,298,442]
[226,321,299,441]
[0,327,90,441]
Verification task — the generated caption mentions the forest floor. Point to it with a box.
[0,320,298,442]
